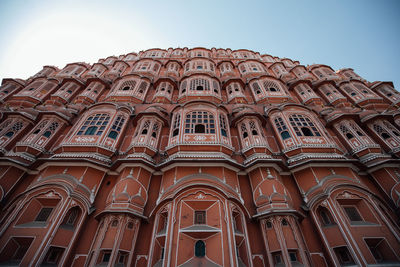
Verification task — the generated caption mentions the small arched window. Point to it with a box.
[219,114,228,137]
[151,123,159,138]
[289,114,321,137]
[172,114,180,137]
[373,123,393,141]
[195,240,206,257]
[107,116,125,140]
[274,117,291,140]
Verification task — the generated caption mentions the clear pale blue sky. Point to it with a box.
[0,0,399,88]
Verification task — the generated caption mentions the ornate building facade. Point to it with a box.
[0,47,400,267]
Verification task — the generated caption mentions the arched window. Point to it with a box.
[274,117,291,140]
[107,116,125,140]
[195,240,206,257]
[1,121,24,139]
[141,121,150,135]
[172,113,180,137]
[263,80,281,92]
[288,114,321,137]
[241,123,248,138]
[219,114,228,137]
[373,124,391,140]
[77,113,110,136]
[43,121,59,138]
[184,111,215,134]
[151,123,159,138]
[252,82,262,95]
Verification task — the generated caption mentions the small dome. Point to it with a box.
[107,176,146,207]
[255,178,291,208]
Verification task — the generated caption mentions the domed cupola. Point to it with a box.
[106,169,147,215]
[253,169,292,213]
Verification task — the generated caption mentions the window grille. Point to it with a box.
[43,121,59,138]
[189,79,210,91]
[263,80,281,92]
[172,113,180,137]
[274,117,291,140]
[108,116,125,139]
[184,111,215,134]
[119,80,136,91]
[219,114,228,137]
[289,114,321,137]
[241,123,248,138]
[77,113,110,136]
[373,123,391,140]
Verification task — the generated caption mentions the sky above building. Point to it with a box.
[0,0,399,88]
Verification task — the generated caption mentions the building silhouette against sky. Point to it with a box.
[0,47,400,266]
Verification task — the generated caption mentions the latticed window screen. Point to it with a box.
[314,70,324,78]
[383,121,400,137]
[141,120,150,135]
[241,123,248,138]
[289,114,321,137]
[263,80,281,92]
[77,113,110,136]
[274,117,290,140]
[108,116,125,139]
[219,114,228,137]
[189,79,210,91]
[43,121,59,138]
[172,113,180,137]
[349,122,365,136]
[153,63,160,72]
[212,81,219,93]
[339,124,354,139]
[119,80,137,91]
[180,81,187,93]
[343,86,358,97]
[353,83,370,94]
[227,83,242,95]
[4,121,24,138]
[151,122,159,138]
[184,111,215,134]
[373,124,390,139]
[33,120,49,135]
[137,82,148,94]
[252,82,262,95]
[0,119,12,133]
[249,121,258,135]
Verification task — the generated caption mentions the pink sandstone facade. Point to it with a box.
[0,47,399,267]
